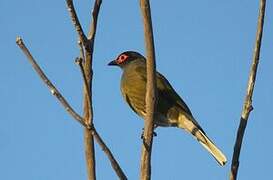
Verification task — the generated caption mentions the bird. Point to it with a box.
[108,51,227,166]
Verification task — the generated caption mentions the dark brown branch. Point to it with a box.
[230,1,266,180]
[139,0,157,179]
[16,37,127,180]
[16,37,88,128]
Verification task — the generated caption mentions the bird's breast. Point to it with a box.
[120,69,147,117]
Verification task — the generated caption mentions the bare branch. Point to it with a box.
[75,57,92,125]
[230,1,266,180]
[16,37,127,180]
[92,128,128,180]
[82,0,102,128]
[87,0,102,41]
[139,0,157,179]
[84,131,96,180]
[66,1,102,179]
[66,1,127,179]
[66,0,88,45]
[81,1,101,179]
[16,37,88,128]
[75,58,91,103]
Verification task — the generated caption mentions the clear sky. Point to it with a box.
[1,0,273,179]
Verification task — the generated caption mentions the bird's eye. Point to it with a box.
[117,54,128,64]
[120,55,126,60]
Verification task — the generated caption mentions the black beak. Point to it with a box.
[108,60,118,66]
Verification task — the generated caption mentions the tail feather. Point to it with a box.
[178,114,227,166]
[196,130,227,166]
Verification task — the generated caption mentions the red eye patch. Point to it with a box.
[117,54,129,64]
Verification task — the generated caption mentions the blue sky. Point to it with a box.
[1,0,273,179]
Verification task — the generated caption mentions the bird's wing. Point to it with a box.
[135,65,192,115]
[156,72,193,116]
[125,66,193,121]
[156,73,208,133]
[134,67,206,132]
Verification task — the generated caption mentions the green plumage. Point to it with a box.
[109,51,227,166]
[121,58,192,127]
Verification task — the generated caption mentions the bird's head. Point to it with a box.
[108,51,145,68]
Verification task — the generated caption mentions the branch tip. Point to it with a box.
[16,36,23,44]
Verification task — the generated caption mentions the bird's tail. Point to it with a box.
[178,114,227,166]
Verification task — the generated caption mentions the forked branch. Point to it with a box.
[66,0,88,46]
[16,37,127,180]
[16,37,88,128]
[66,0,101,179]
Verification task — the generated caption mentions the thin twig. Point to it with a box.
[230,1,266,180]
[16,36,127,179]
[139,0,157,179]
[87,0,102,42]
[75,57,92,123]
[16,37,88,128]
[66,0,88,46]
[92,128,128,180]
